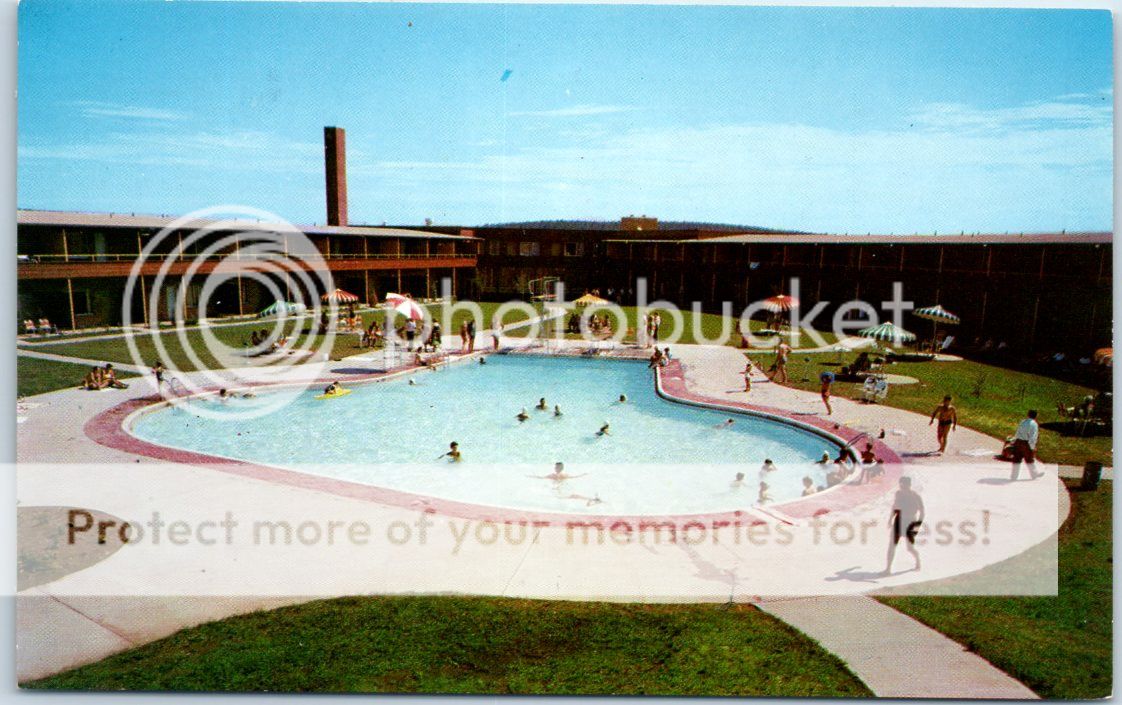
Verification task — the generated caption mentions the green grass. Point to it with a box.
[753,350,1111,466]
[17,357,136,398]
[25,597,871,695]
[17,303,533,380]
[879,479,1112,699]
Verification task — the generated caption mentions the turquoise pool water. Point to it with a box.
[130,356,840,514]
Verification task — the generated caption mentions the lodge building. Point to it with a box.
[15,126,1113,353]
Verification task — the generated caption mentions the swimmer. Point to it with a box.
[618,394,627,403]
[438,441,462,462]
[408,378,417,386]
[758,481,772,504]
[596,422,611,437]
[731,471,745,488]
[323,381,342,395]
[815,451,831,465]
[536,397,548,411]
[715,418,735,429]
[761,459,778,473]
[554,405,563,417]
[479,357,487,365]
[517,408,530,422]
[532,462,586,483]
[801,476,817,496]
[218,388,230,401]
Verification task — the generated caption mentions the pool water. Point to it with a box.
[131,356,841,514]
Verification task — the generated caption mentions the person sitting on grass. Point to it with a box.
[103,363,128,389]
[82,366,106,390]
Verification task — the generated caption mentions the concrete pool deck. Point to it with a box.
[15,338,1071,697]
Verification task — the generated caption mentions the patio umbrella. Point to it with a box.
[257,301,306,317]
[573,293,609,307]
[383,292,425,321]
[914,304,960,349]
[1094,347,1113,367]
[857,321,916,346]
[321,288,359,304]
[762,295,800,313]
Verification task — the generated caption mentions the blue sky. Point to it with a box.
[17,1,1113,232]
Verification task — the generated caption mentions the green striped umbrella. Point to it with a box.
[913,304,960,324]
[913,304,959,349]
[857,321,916,344]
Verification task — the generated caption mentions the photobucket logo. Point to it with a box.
[120,206,337,420]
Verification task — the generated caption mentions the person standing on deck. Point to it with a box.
[1010,410,1042,480]
[928,396,958,454]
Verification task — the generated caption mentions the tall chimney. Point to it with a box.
[324,126,348,226]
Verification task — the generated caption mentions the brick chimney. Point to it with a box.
[324,126,348,226]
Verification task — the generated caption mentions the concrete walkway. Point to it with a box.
[759,596,1038,698]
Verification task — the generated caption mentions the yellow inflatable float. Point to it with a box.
[315,388,353,400]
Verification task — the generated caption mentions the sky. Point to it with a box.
[17,1,1114,232]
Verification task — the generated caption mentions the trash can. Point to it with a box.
[1081,461,1103,490]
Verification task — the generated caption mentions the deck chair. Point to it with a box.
[38,318,57,335]
[23,320,38,335]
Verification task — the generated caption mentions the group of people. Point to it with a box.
[648,347,671,369]
[81,363,128,390]
[247,329,288,354]
[640,311,663,347]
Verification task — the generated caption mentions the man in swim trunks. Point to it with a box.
[885,476,924,574]
[772,342,791,384]
[928,395,958,454]
[819,371,834,415]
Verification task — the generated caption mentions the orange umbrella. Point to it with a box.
[762,295,799,313]
[321,288,359,304]
[1093,347,1113,367]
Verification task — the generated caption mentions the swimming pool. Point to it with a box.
[129,355,843,515]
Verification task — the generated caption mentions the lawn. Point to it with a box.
[751,350,1111,466]
[25,597,871,696]
[17,357,136,398]
[879,479,1112,699]
[17,303,534,380]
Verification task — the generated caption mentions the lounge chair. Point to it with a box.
[23,320,38,335]
[38,318,58,335]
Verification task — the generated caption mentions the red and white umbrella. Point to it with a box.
[321,288,359,304]
[762,295,799,313]
[383,292,425,321]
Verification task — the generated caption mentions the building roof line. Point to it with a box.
[16,209,477,240]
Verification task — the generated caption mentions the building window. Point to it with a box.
[73,289,91,315]
[488,240,502,256]
[564,242,585,257]
[519,242,540,257]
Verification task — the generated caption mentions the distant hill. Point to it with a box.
[476,219,807,234]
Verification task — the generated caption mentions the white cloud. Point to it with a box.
[70,101,190,122]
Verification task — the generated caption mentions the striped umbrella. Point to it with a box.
[384,292,425,321]
[914,304,960,325]
[762,295,800,313]
[321,288,359,304]
[857,322,916,345]
[913,304,960,350]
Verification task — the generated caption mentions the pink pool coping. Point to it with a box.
[83,354,904,527]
